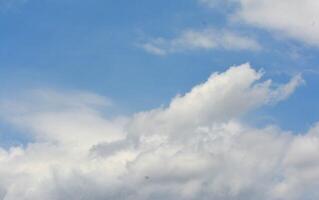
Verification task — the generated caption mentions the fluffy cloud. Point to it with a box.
[141,29,261,55]
[200,0,319,47]
[0,63,317,200]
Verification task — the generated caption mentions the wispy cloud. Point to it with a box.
[200,0,319,47]
[140,28,261,55]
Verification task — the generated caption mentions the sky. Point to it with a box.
[0,0,319,199]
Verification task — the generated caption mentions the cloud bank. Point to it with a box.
[1,63,318,200]
[141,29,261,55]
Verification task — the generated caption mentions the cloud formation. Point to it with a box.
[1,63,318,200]
[200,0,319,47]
[141,29,261,55]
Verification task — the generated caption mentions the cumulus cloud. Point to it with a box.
[141,29,261,55]
[0,63,317,200]
[200,0,319,47]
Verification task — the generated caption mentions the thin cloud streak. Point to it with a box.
[141,29,261,55]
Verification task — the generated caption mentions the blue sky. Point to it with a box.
[1,0,319,132]
[0,1,319,199]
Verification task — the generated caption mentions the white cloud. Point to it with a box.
[141,29,261,55]
[0,90,124,148]
[0,63,317,200]
[200,0,319,47]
